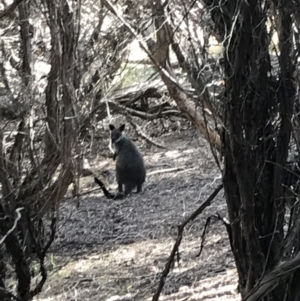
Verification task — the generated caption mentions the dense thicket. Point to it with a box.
[0,0,300,300]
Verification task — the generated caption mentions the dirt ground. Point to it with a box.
[33,126,240,301]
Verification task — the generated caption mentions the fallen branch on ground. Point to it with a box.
[147,167,185,176]
[109,100,181,120]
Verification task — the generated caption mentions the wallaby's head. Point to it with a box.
[109,124,125,145]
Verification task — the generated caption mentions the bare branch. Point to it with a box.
[0,0,24,19]
[152,184,223,301]
[126,115,166,149]
[0,207,23,245]
[244,251,300,301]
[102,0,221,150]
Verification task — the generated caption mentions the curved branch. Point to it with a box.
[244,251,300,301]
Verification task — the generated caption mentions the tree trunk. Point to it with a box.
[0,0,80,300]
[203,0,298,299]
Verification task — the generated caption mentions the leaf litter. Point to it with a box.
[33,128,240,301]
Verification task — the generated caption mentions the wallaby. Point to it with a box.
[94,124,146,199]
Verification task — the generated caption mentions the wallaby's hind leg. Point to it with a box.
[124,183,135,196]
[136,185,142,193]
[118,183,123,193]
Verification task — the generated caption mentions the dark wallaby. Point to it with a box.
[94,124,146,199]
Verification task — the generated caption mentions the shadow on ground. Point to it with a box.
[34,128,240,301]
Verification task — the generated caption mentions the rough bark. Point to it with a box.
[146,0,221,149]
[0,0,80,299]
[203,0,298,299]
[18,0,31,87]
[0,0,24,19]
[103,0,221,150]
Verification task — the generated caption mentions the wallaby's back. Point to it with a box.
[109,124,146,195]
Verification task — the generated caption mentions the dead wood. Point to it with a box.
[126,115,166,149]
[0,1,81,298]
[109,100,180,120]
[80,96,181,138]
[152,183,223,301]
[114,87,162,105]
[150,1,221,151]
[244,251,300,301]
[197,212,231,257]
[102,0,221,151]
[147,167,185,176]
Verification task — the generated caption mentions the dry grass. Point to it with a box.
[33,127,240,301]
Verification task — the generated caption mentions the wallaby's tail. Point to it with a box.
[94,177,124,200]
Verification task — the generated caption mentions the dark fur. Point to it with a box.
[111,124,146,195]
[95,124,146,198]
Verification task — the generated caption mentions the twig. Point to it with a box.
[197,212,231,257]
[196,214,218,257]
[147,167,185,176]
[26,215,57,300]
[152,184,223,301]
[0,207,23,245]
[126,115,167,149]
[108,100,181,121]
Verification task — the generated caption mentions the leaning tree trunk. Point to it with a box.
[202,0,299,300]
[102,0,222,151]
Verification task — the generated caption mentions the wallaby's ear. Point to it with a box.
[119,124,125,132]
[109,124,115,131]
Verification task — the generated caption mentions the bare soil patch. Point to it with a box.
[33,128,240,301]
